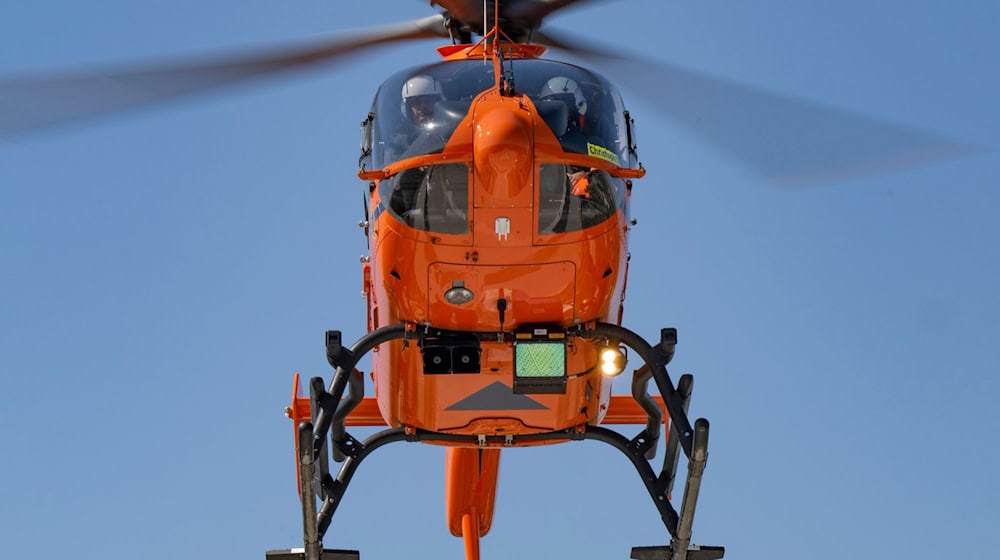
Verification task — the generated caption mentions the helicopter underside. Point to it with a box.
[370,335,612,435]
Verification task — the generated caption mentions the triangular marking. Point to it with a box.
[445,381,548,411]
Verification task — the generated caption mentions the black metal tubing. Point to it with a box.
[312,324,410,456]
[631,364,663,459]
[309,378,332,497]
[583,425,681,532]
[577,323,721,559]
[314,427,582,541]
[578,322,694,457]
[315,428,409,537]
[303,424,697,540]
[662,373,693,500]
[308,422,702,542]
[330,370,364,463]
[304,424,716,555]
[312,427,582,541]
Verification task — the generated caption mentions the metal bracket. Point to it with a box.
[334,433,364,460]
[627,429,658,458]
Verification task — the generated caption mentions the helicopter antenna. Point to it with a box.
[481,0,488,61]
[498,45,516,96]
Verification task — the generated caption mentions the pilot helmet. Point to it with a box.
[401,75,444,121]
[539,76,588,117]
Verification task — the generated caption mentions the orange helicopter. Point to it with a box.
[269,6,724,560]
[0,2,967,560]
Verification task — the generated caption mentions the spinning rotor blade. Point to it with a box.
[536,29,972,185]
[0,15,449,138]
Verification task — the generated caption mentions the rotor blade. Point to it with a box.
[0,15,449,138]
[536,29,973,185]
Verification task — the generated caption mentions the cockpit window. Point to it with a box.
[379,163,470,235]
[518,62,635,168]
[364,58,637,170]
[538,164,625,233]
[368,61,495,169]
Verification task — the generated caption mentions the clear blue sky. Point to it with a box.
[1,1,997,559]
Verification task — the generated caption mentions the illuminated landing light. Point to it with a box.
[600,347,627,376]
[444,283,474,305]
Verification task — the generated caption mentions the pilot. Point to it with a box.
[390,75,447,219]
[402,75,443,127]
[538,76,591,154]
[391,75,446,161]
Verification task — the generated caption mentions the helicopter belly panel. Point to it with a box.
[427,261,576,330]
[382,336,610,436]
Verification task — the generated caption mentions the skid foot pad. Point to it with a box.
[265,549,360,560]
[630,545,725,560]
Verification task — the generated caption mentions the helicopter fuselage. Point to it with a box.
[359,44,645,437]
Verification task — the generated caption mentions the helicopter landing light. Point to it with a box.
[444,281,474,305]
[599,346,627,377]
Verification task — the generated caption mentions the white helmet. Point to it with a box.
[402,75,443,99]
[539,76,587,116]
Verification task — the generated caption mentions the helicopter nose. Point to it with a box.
[474,100,532,202]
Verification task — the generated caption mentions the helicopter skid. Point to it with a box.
[268,322,723,560]
[265,550,359,560]
[631,545,726,560]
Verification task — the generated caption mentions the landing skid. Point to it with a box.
[266,322,724,560]
[266,550,359,560]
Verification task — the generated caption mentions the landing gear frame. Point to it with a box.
[266,322,724,560]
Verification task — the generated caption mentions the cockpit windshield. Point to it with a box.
[363,58,638,170]
[366,61,495,169]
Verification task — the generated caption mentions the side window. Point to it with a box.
[538,164,624,234]
[519,60,631,166]
[379,163,469,235]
